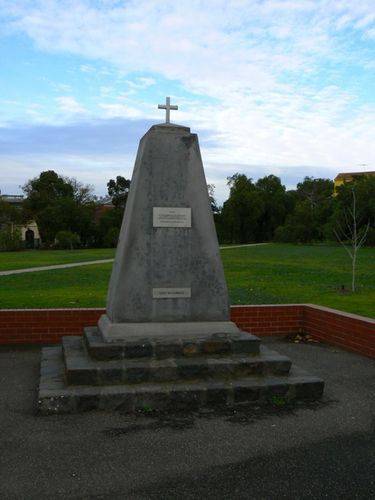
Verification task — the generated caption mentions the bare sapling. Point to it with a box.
[334,188,370,292]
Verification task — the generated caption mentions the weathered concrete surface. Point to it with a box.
[84,326,260,360]
[98,317,240,341]
[102,123,233,339]
[38,343,322,414]
[1,339,374,499]
[37,329,324,414]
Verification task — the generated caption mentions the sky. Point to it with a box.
[0,0,374,203]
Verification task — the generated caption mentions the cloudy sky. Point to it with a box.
[0,0,374,202]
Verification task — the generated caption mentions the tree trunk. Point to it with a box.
[352,249,356,292]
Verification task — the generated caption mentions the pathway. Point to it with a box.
[0,259,115,276]
[0,243,269,276]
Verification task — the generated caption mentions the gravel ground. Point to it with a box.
[0,337,374,499]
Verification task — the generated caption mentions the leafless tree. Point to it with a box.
[334,188,370,292]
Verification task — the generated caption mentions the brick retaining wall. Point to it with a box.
[303,305,375,359]
[0,304,373,358]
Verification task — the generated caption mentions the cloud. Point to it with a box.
[0,117,369,203]
[0,153,136,196]
[125,77,156,90]
[79,64,95,73]
[98,103,143,119]
[55,96,86,114]
[0,0,374,200]
[3,1,374,105]
[0,118,152,155]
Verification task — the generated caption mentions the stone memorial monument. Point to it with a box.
[38,98,324,414]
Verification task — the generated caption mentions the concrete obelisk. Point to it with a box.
[98,97,239,340]
[38,98,324,415]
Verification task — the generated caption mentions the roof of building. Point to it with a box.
[0,194,24,204]
[334,171,375,181]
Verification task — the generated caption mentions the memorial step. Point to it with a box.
[38,346,324,415]
[84,326,261,360]
[63,336,291,386]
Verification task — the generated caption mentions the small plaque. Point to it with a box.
[153,207,191,227]
[153,287,191,299]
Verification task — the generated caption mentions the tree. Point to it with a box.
[91,176,131,248]
[95,208,124,247]
[296,177,333,209]
[107,176,131,209]
[0,198,24,227]
[103,226,120,248]
[221,174,264,243]
[0,199,28,251]
[207,184,219,214]
[333,188,370,292]
[255,175,288,241]
[275,177,334,243]
[23,170,95,246]
[275,200,318,243]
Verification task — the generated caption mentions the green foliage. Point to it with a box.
[273,176,374,246]
[366,228,375,246]
[107,176,130,209]
[207,183,219,214]
[23,170,96,246]
[94,207,124,247]
[329,175,375,245]
[220,174,290,243]
[0,227,22,251]
[55,230,81,250]
[221,174,265,243]
[275,177,334,244]
[0,199,24,226]
[255,175,289,241]
[18,169,374,249]
[103,226,120,248]
[89,175,131,247]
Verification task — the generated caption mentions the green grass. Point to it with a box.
[0,248,115,271]
[222,243,375,317]
[0,244,374,317]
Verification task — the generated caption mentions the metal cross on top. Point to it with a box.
[158,96,178,124]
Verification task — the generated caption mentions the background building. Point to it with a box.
[0,193,41,248]
[334,171,375,194]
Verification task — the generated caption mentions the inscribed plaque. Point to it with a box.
[153,207,191,227]
[152,287,191,299]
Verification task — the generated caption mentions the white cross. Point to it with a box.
[158,96,178,124]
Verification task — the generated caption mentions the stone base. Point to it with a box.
[37,327,324,415]
[85,326,260,360]
[98,314,240,341]
[38,344,324,415]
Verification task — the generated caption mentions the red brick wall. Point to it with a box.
[303,305,375,359]
[0,309,103,345]
[230,304,304,336]
[0,305,374,358]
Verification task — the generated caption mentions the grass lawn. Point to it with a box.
[0,244,374,317]
[0,248,116,271]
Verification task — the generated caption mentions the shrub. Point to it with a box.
[366,227,375,246]
[55,230,80,250]
[103,227,120,248]
[0,227,22,251]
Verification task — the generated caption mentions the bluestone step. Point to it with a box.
[38,346,324,415]
[63,336,291,386]
[84,326,261,360]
